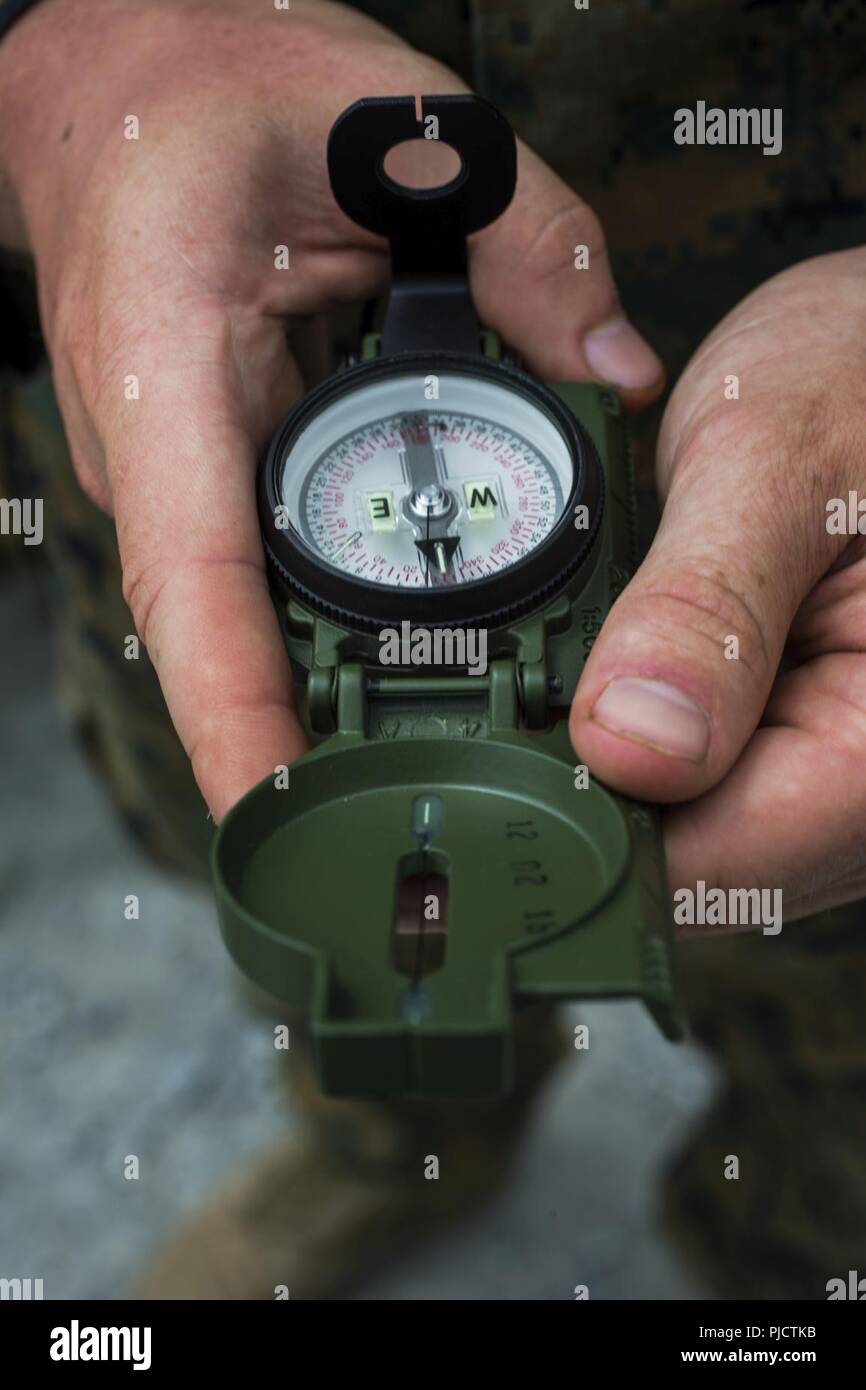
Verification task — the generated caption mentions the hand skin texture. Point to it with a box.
[0,0,661,816]
[570,248,866,926]
[2,2,861,929]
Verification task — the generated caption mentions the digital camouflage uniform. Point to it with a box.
[2,0,866,1299]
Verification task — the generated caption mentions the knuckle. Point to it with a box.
[52,282,99,382]
[524,198,610,281]
[72,459,112,514]
[674,394,851,581]
[636,561,775,686]
[120,557,169,648]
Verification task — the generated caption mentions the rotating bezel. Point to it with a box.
[258,351,604,632]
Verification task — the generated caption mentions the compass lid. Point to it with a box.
[212,728,681,1099]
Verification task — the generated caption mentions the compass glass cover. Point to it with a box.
[276,372,575,590]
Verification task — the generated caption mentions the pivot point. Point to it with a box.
[409,483,451,518]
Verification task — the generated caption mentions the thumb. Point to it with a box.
[569,409,838,803]
[468,141,664,407]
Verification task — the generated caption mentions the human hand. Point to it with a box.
[0,0,663,819]
[570,248,866,926]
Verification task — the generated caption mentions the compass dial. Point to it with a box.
[277,373,573,589]
[260,355,602,630]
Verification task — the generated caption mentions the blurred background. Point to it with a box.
[0,567,715,1299]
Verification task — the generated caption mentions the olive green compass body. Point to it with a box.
[213,95,683,1098]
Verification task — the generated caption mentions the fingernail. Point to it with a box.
[592,677,709,760]
[583,316,663,390]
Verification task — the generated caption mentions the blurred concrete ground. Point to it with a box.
[0,571,716,1299]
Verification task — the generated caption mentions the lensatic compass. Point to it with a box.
[213,94,682,1098]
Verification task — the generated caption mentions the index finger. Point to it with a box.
[101,313,307,821]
